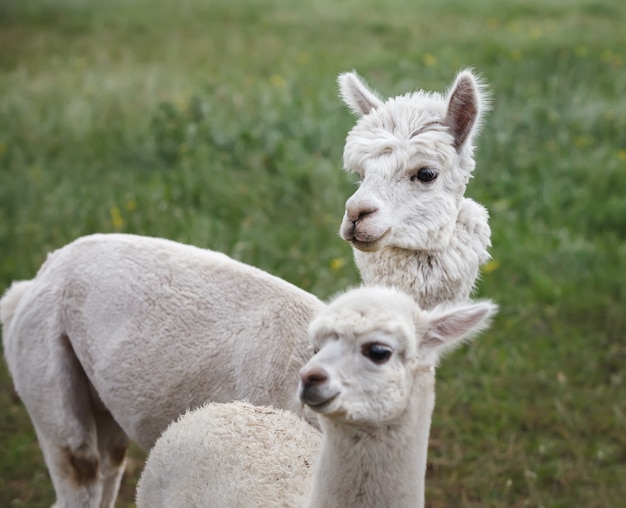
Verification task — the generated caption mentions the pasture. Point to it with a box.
[1,0,625,506]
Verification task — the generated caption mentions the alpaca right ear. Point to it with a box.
[338,72,384,116]
[420,300,497,357]
[443,69,488,151]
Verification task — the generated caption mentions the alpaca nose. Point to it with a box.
[300,366,329,388]
[300,366,335,408]
[345,201,379,224]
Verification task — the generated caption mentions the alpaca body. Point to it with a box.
[136,402,321,508]
[1,233,322,508]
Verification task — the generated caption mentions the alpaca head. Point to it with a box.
[299,287,496,426]
[338,69,489,253]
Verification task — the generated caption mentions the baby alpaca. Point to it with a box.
[338,69,492,309]
[136,287,497,508]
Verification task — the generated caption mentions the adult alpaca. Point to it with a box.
[1,235,325,508]
[338,69,491,309]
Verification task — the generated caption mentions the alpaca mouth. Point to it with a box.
[350,238,382,252]
[349,229,390,252]
[301,392,339,411]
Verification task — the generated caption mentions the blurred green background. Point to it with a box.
[1,0,624,506]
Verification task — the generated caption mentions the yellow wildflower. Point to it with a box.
[329,258,346,272]
[422,54,437,67]
[482,259,500,274]
[110,207,124,230]
[270,74,285,88]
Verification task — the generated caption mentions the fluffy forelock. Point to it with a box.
[342,90,478,184]
[309,287,418,353]
[343,92,451,170]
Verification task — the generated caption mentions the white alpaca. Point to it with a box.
[1,234,324,508]
[136,287,497,508]
[338,69,491,309]
[1,70,492,508]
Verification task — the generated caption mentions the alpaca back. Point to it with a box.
[5,233,324,449]
[137,402,321,508]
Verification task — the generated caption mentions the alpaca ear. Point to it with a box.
[420,300,497,356]
[338,71,385,116]
[443,70,486,151]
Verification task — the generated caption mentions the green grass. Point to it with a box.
[1,0,625,506]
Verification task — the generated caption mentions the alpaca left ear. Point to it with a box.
[443,70,486,151]
[420,300,497,356]
[337,71,385,116]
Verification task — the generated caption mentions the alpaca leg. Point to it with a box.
[13,333,104,508]
[94,409,130,508]
[34,425,103,508]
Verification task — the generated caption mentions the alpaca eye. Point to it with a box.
[362,343,393,364]
[410,168,438,183]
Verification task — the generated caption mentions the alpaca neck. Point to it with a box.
[354,247,465,310]
[354,198,490,310]
[307,368,436,508]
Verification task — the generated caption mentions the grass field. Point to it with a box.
[1,0,625,506]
